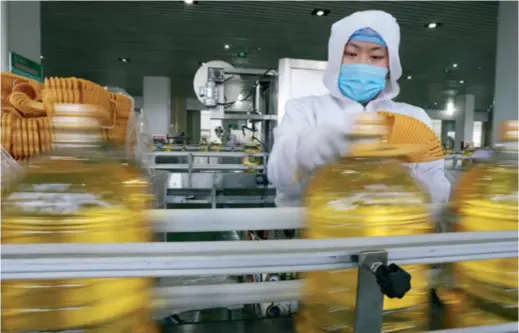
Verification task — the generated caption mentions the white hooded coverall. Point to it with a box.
[267,10,451,207]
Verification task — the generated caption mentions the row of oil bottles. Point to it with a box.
[297,113,518,333]
[1,107,516,333]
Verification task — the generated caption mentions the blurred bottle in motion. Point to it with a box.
[297,113,433,333]
[439,120,518,328]
[1,103,157,333]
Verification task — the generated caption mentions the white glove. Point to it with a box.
[297,124,349,172]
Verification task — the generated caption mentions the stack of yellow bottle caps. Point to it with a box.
[1,73,49,161]
[1,73,134,160]
[109,92,133,146]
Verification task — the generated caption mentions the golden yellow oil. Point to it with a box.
[444,161,518,328]
[1,153,157,332]
[298,157,433,333]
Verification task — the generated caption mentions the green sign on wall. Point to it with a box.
[9,51,43,82]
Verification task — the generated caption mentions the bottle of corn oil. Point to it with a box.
[296,113,434,333]
[439,120,518,329]
[1,103,157,333]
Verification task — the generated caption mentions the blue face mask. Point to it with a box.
[338,64,388,103]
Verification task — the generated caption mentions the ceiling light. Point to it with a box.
[452,63,458,68]
[224,44,230,49]
[407,76,412,80]
[118,58,130,63]
[183,0,196,4]
[459,80,465,84]
[433,102,438,106]
[311,8,330,16]
[425,22,442,29]
[40,55,44,59]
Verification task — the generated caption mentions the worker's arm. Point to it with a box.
[407,160,451,203]
[267,100,348,200]
[267,100,310,198]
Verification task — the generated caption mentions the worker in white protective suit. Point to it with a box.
[268,10,451,207]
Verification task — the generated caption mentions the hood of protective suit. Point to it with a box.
[323,10,402,103]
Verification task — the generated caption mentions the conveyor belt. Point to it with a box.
[163,318,294,333]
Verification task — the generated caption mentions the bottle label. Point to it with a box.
[6,183,113,215]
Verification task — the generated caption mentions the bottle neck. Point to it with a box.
[51,115,104,155]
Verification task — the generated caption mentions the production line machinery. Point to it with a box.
[150,150,274,208]
[2,207,518,333]
[149,58,477,211]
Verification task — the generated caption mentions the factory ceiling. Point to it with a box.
[41,1,499,112]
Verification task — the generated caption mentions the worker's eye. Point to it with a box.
[371,55,385,60]
[345,52,357,57]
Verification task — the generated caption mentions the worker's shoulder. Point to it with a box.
[384,100,432,127]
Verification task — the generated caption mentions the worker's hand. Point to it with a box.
[297,124,349,172]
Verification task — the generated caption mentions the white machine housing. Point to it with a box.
[277,58,328,124]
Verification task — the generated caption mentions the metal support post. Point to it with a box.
[354,251,388,333]
[354,250,412,333]
[452,156,458,170]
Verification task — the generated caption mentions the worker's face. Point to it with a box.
[342,40,389,69]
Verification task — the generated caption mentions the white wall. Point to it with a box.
[142,77,171,135]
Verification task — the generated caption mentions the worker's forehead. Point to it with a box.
[345,40,387,51]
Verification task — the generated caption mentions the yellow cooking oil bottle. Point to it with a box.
[438,120,518,328]
[1,102,158,333]
[296,112,437,333]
